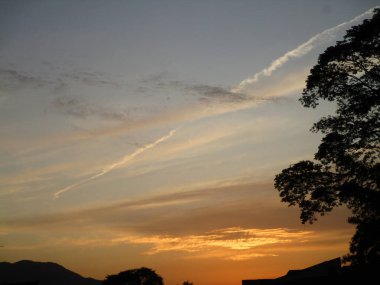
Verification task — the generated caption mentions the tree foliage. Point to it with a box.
[102,268,164,285]
[274,8,380,265]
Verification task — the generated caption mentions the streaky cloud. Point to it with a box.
[111,227,313,259]
[52,96,131,121]
[0,67,121,93]
[5,8,377,167]
[5,181,276,230]
[232,6,378,93]
[54,129,177,198]
[29,7,378,151]
[185,84,247,103]
[0,68,58,89]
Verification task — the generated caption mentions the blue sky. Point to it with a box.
[0,1,379,285]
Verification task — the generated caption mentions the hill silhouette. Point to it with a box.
[0,260,101,285]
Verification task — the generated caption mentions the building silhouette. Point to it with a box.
[242,257,377,285]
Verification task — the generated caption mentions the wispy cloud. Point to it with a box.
[232,6,377,93]
[33,5,376,148]
[3,179,353,260]
[0,68,59,89]
[54,129,177,198]
[185,84,248,103]
[53,7,379,143]
[0,67,121,91]
[139,72,249,104]
[61,71,121,88]
[113,227,312,252]
[52,96,130,121]
[1,226,351,261]
[4,181,279,230]
[111,227,313,260]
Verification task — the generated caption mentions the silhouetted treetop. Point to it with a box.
[102,267,163,285]
[302,8,380,109]
[302,8,380,167]
[275,8,380,265]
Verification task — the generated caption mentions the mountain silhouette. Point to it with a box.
[0,260,101,285]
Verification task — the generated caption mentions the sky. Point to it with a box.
[0,1,379,284]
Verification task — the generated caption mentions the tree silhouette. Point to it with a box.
[102,267,163,285]
[275,8,380,265]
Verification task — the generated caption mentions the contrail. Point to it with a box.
[232,6,377,93]
[54,129,177,199]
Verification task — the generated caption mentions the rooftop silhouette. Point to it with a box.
[242,257,378,285]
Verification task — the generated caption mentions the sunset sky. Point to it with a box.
[1,1,379,285]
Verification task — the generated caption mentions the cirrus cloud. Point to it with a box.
[111,227,313,260]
